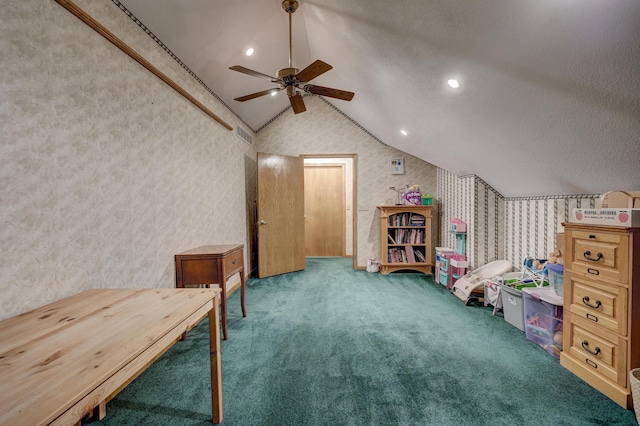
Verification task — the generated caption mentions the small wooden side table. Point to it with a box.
[175,244,246,340]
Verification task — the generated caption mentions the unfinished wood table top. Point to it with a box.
[0,288,222,425]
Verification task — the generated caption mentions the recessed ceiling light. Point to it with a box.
[400,129,408,136]
[447,79,460,89]
[245,48,255,56]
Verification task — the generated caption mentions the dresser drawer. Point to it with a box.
[565,320,627,387]
[566,272,628,335]
[566,229,629,283]
[223,249,244,274]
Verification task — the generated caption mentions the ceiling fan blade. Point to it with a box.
[234,88,282,102]
[296,60,333,83]
[289,93,306,114]
[305,85,355,101]
[229,65,278,82]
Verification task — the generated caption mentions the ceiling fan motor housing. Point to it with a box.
[282,0,298,13]
[277,67,299,79]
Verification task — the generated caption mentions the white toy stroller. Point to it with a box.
[451,260,512,305]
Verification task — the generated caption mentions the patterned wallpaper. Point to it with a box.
[437,171,505,270]
[437,169,600,271]
[0,0,254,319]
[504,194,599,270]
[255,96,439,268]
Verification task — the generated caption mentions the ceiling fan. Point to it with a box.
[229,0,355,114]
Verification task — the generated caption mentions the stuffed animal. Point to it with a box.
[553,331,563,346]
[547,250,563,264]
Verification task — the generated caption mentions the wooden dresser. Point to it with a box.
[560,223,640,408]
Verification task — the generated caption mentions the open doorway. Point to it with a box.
[302,154,357,270]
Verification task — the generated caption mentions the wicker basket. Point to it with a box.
[631,368,640,424]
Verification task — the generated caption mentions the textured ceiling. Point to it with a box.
[118,0,640,197]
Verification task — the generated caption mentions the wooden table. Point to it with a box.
[175,244,246,340]
[0,288,223,425]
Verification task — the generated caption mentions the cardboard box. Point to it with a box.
[572,208,640,227]
[555,233,564,257]
[600,190,640,208]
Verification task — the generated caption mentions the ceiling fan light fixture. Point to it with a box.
[229,0,354,114]
[447,79,460,89]
[245,48,254,56]
[400,129,408,136]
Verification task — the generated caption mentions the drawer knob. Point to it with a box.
[583,251,603,262]
[588,234,596,239]
[232,259,236,265]
[582,296,602,309]
[587,268,600,276]
[581,340,601,356]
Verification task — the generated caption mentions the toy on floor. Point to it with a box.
[521,257,549,286]
[451,260,512,305]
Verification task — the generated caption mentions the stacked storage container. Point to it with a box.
[522,287,564,358]
[499,272,526,331]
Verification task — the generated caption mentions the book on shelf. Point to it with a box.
[389,212,426,227]
[409,214,425,226]
[388,247,428,264]
[388,248,396,263]
[388,247,409,263]
[405,246,416,263]
[387,228,425,245]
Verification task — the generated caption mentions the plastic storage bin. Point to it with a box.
[500,284,525,331]
[546,263,564,297]
[522,287,563,359]
[500,272,521,285]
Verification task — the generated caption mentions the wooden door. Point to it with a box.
[304,164,345,257]
[257,152,305,278]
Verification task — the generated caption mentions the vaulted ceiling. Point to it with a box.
[118,0,640,197]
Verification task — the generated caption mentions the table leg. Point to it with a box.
[240,270,247,317]
[220,283,227,340]
[209,296,223,424]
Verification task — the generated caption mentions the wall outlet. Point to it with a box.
[358,203,369,211]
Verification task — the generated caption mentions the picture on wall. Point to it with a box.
[390,158,404,175]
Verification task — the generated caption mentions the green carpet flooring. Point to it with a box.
[92,258,637,425]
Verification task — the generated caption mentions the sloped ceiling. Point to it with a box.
[118,0,640,197]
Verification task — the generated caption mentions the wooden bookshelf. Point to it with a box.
[378,205,433,275]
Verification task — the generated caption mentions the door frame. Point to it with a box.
[301,154,357,270]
